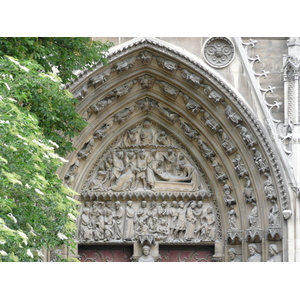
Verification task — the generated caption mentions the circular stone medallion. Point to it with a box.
[203,37,235,68]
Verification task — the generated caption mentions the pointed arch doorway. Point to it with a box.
[61,37,289,262]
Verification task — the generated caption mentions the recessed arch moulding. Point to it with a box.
[59,37,291,262]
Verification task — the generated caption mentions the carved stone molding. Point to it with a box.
[227,229,243,244]
[203,37,235,68]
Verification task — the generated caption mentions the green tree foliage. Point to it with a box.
[0,37,113,84]
[0,38,112,261]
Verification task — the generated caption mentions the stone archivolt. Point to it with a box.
[63,39,289,261]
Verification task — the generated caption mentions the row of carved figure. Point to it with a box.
[79,200,216,243]
[85,146,203,193]
[72,50,211,100]
[228,243,282,262]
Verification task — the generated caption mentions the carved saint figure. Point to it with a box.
[224,105,242,124]
[267,244,282,262]
[232,154,248,178]
[248,205,258,228]
[185,201,197,241]
[156,218,169,240]
[157,130,170,146]
[104,209,115,242]
[206,206,215,240]
[203,112,220,132]
[133,151,147,190]
[102,151,124,188]
[124,201,136,241]
[218,129,236,154]
[243,177,256,204]
[113,201,124,240]
[148,201,158,233]
[80,201,92,241]
[228,205,238,229]
[157,201,169,223]
[228,248,241,262]
[123,128,139,146]
[236,125,257,147]
[194,201,203,240]
[173,201,186,241]
[268,200,279,226]
[247,243,262,262]
[223,184,236,206]
[138,245,155,262]
[263,173,277,200]
[93,202,105,241]
[197,138,215,159]
[252,148,269,173]
[169,201,178,240]
[140,120,155,144]
[111,163,135,191]
[146,150,158,190]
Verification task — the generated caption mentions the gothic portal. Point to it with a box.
[59,37,293,262]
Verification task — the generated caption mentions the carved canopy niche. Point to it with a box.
[61,37,290,262]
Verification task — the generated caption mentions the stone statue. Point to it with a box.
[148,201,158,232]
[157,130,170,146]
[133,151,147,190]
[267,244,282,262]
[182,94,202,114]
[113,201,124,240]
[184,201,197,241]
[218,129,236,155]
[268,200,279,226]
[146,150,158,190]
[247,243,262,262]
[252,148,269,173]
[206,206,216,240]
[103,209,115,242]
[123,128,139,146]
[243,177,256,204]
[236,125,257,147]
[232,154,248,178]
[124,201,136,241]
[194,201,203,239]
[197,137,215,159]
[173,201,187,241]
[224,105,242,124]
[228,248,241,262]
[248,205,259,228]
[140,120,155,144]
[169,201,178,240]
[110,163,135,191]
[212,159,228,183]
[203,112,220,132]
[138,245,155,262]
[228,205,238,229]
[180,120,199,139]
[223,184,236,206]
[157,201,169,223]
[80,201,92,242]
[264,173,277,200]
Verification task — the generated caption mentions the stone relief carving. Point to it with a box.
[78,199,217,244]
[138,75,155,89]
[197,137,216,160]
[263,172,277,201]
[139,50,153,64]
[77,139,95,160]
[85,97,113,120]
[181,69,203,88]
[203,112,221,133]
[203,37,235,68]
[223,184,236,206]
[114,106,135,124]
[108,80,136,99]
[228,248,241,262]
[232,154,249,178]
[247,243,262,262]
[243,177,256,204]
[84,120,209,195]
[89,69,112,89]
[73,84,88,100]
[236,124,257,147]
[217,129,236,155]
[180,120,199,139]
[156,80,179,99]
[138,245,155,262]
[156,57,178,73]
[136,97,158,112]
[181,93,203,115]
[64,159,80,188]
[93,121,113,140]
[201,84,224,104]
[114,57,137,74]
[212,159,228,183]
[158,106,180,123]
[267,244,282,262]
[252,147,269,173]
[224,105,243,125]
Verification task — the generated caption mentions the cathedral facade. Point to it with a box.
[57,37,300,262]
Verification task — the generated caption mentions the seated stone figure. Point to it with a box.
[138,245,155,262]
